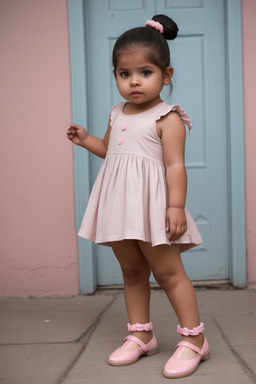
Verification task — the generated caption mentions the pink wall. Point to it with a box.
[0,0,79,296]
[242,0,256,288]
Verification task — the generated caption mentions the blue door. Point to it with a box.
[68,0,246,291]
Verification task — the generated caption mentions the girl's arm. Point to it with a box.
[157,112,187,242]
[67,117,112,159]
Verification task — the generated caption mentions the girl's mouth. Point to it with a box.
[131,91,143,96]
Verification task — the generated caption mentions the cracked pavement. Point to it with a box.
[0,289,256,384]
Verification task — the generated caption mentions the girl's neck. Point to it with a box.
[123,97,163,115]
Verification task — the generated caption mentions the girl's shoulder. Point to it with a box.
[109,101,126,127]
[155,102,192,134]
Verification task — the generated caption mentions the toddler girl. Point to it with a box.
[67,14,210,379]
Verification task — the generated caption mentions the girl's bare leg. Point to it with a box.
[111,240,153,346]
[138,241,204,352]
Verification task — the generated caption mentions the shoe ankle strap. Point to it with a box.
[177,322,204,336]
[127,322,153,332]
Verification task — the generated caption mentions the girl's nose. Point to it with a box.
[130,77,140,86]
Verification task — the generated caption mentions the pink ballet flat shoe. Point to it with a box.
[108,334,158,366]
[163,337,210,378]
[108,322,158,366]
[164,322,210,378]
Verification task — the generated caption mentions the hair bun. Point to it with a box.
[152,14,178,40]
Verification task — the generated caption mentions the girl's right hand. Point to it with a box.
[66,123,89,146]
[165,207,187,242]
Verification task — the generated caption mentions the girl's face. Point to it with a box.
[114,48,173,111]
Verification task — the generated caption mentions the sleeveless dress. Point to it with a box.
[78,101,202,252]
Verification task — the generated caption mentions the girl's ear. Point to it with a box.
[163,66,173,85]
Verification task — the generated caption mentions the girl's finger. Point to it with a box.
[69,123,79,130]
[169,225,177,241]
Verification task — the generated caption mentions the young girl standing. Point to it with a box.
[67,14,210,379]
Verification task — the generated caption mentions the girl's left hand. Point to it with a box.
[165,207,187,242]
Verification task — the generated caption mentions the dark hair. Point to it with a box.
[112,14,179,73]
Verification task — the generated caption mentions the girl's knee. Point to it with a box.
[153,272,173,290]
[121,265,151,286]
[153,269,187,291]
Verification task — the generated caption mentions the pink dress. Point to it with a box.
[78,101,202,252]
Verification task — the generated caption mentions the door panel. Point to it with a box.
[84,0,229,285]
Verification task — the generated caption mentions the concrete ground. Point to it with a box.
[0,288,256,384]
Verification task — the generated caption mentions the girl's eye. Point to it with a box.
[121,72,129,78]
[142,70,152,77]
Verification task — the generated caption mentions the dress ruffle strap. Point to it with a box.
[155,103,192,134]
